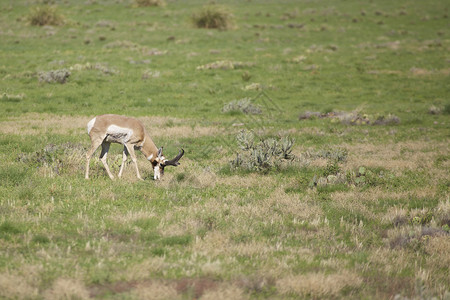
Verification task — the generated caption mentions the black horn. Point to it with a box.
[163,149,184,166]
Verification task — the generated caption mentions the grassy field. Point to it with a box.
[0,0,449,298]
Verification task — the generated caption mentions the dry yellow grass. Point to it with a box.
[123,257,170,281]
[131,281,179,300]
[0,273,38,299]
[200,283,249,300]
[425,235,450,267]
[109,209,158,224]
[0,113,88,135]
[43,278,90,300]
[276,271,363,297]
[219,173,274,188]
[344,141,449,172]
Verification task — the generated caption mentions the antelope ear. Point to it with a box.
[157,147,163,157]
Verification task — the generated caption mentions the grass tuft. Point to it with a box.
[38,69,70,84]
[222,98,262,115]
[134,0,166,7]
[192,5,234,30]
[27,6,64,26]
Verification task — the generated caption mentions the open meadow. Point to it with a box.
[0,0,449,298]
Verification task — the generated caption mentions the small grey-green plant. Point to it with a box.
[236,129,254,150]
[306,147,348,162]
[142,69,161,79]
[428,105,442,115]
[222,98,262,115]
[197,60,253,70]
[231,130,295,172]
[280,136,295,159]
[38,69,70,83]
[372,114,400,125]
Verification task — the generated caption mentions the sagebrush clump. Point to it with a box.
[27,6,64,26]
[38,69,70,83]
[230,130,295,172]
[192,5,234,30]
[222,98,262,115]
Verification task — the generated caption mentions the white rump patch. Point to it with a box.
[87,117,96,134]
[105,125,133,144]
[147,154,154,161]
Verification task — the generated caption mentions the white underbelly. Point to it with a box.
[105,125,133,144]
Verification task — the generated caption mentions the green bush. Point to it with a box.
[27,6,64,26]
[192,5,234,30]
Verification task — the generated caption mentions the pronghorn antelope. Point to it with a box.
[85,114,184,180]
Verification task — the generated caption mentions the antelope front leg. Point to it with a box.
[100,142,115,180]
[125,144,143,180]
[118,146,128,178]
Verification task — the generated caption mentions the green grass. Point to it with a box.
[0,0,449,299]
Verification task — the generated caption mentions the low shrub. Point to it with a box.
[38,69,70,83]
[134,0,165,7]
[241,71,252,82]
[196,60,253,70]
[222,98,262,115]
[372,114,400,125]
[192,5,234,30]
[27,6,64,26]
[18,143,86,176]
[388,226,447,250]
[230,130,295,172]
[305,147,348,162]
[428,105,442,115]
[299,109,401,125]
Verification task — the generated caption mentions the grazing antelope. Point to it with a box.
[85,114,184,180]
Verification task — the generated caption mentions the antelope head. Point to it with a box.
[152,147,184,180]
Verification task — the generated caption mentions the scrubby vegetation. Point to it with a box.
[134,0,165,7]
[192,5,234,29]
[299,109,401,125]
[38,69,70,83]
[27,5,64,26]
[0,0,449,298]
[231,130,295,172]
[222,98,262,115]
